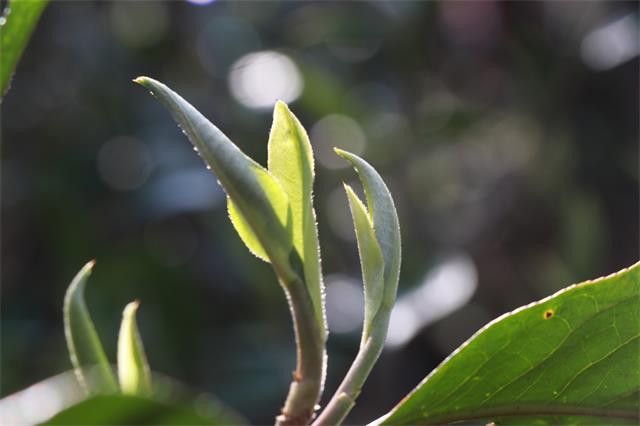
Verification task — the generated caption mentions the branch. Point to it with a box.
[312,316,389,426]
[276,274,326,426]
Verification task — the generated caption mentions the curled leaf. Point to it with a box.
[312,152,401,425]
[343,183,385,341]
[63,260,118,395]
[117,301,152,396]
[336,148,401,314]
[134,76,294,280]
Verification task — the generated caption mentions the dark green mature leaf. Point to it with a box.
[134,77,294,280]
[117,301,152,396]
[376,262,640,425]
[0,0,48,96]
[63,260,118,395]
[268,100,326,341]
[43,394,240,425]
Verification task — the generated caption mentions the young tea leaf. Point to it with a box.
[312,152,401,425]
[375,262,640,425]
[117,301,152,396]
[134,77,294,279]
[227,197,269,261]
[63,260,118,395]
[335,148,401,313]
[268,100,326,341]
[343,183,385,341]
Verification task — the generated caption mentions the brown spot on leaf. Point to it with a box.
[544,309,554,319]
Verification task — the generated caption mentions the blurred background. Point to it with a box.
[2,0,638,424]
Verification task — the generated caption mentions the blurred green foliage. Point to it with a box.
[44,394,237,426]
[1,1,638,424]
[0,0,47,95]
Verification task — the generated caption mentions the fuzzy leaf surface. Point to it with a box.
[117,301,152,396]
[376,262,640,425]
[336,149,401,312]
[344,183,384,340]
[268,101,325,338]
[226,197,269,261]
[63,261,118,395]
[134,77,293,276]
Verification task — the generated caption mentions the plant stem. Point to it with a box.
[312,316,390,426]
[276,275,326,426]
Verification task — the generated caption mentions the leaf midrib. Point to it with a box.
[417,403,639,425]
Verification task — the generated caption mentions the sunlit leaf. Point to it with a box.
[117,301,152,396]
[343,183,384,341]
[63,260,118,395]
[268,100,326,340]
[227,197,269,261]
[134,77,294,279]
[0,0,48,96]
[375,262,640,425]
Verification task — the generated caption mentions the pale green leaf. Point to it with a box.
[117,301,152,396]
[376,262,640,425]
[268,100,326,340]
[227,197,269,262]
[343,183,384,341]
[63,260,118,395]
[134,77,293,278]
[335,148,401,312]
[0,0,48,96]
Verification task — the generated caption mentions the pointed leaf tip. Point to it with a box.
[118,300,152,396]
[64,261,118,395]
[132,76,150,86]
[337,149,401,314]
[267,100,326,339]
[136,77,295,278]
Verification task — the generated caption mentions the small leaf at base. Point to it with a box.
[117,301,152,396]
[63,260,118,395]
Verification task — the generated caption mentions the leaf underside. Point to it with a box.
[377,262,640,425]
[336,148,401,314]
[134,76,292,273]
